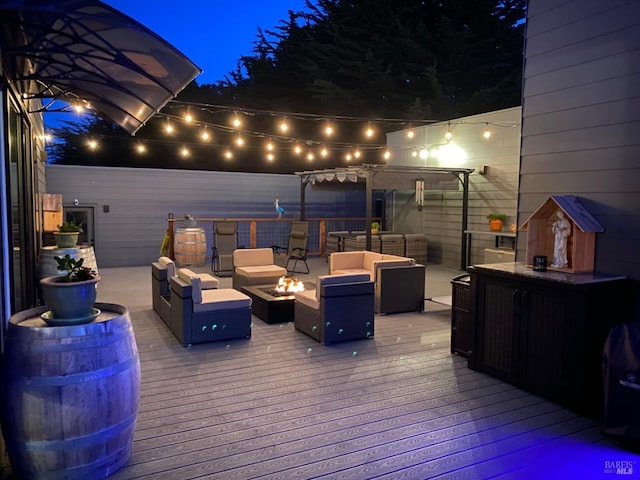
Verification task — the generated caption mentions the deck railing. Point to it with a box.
[166,217,381,260]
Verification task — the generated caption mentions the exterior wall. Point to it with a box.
[387,107,521,267]
[44,165,365,268]
[521,0,640,278]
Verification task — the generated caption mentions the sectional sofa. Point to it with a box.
[329,250,426,314]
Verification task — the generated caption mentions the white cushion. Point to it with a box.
[331,268,373,281]
[294,289,319,310]
[177,268,219,289]
[236,265,287,278]
[194,289,252,313]
[158,256,176,277]
[233,248,275,268]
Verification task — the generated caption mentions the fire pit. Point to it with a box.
[241,277,314,324]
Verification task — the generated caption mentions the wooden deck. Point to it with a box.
[4,259,638,479]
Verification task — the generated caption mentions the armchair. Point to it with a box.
[294,274,374,345]
[151,256,175,323]
[169,269,251,346]
[232,248,287,289]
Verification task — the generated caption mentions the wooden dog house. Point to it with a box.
[519,195,603,273]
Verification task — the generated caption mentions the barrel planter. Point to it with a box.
[1,303,141,479]
[39,245,98,279]
[174,227,206,266]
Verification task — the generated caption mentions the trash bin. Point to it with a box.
[451,274,471,357]
[602,321,640,449]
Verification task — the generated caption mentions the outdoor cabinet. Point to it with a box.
[468,263,635,418]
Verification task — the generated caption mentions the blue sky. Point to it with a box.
[105,0,309,84]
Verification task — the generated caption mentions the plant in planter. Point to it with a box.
[486,213,507,232]
[371,221,380,234]
[183,214,197,228]
[39,254,100,325]
[54,220,83,248]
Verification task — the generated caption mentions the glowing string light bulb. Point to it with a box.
[279,120,289,133]
[320,146,328,158]
[407,130,415,139]
[483,124,492,139]
[224,150,233,159]
[73,104,84,114]
[293,145,303,155]
[231,114,242,128]
[445,123,452,141]
[307,153,314,161]
[180,147,190,157]
[184,111,193,123]
[324,123,334,136]
[354,149,361,159]
[365,125,375,138]
[266,141,274,151]
[201,127,210,141]
[383,150,391,160]
[136,144,146,154]
[87,139,98,150]
[236,136,245,147]
[267,153,275,162]
[345,153,352,162]
[165,120,173,134]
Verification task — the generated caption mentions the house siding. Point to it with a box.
[44,165,365,268]
[521,0,640,278]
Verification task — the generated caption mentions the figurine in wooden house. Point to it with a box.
[520,195,604,274]
[551,210,571,268]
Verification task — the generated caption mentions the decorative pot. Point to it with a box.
[488,219,504,232]
[371,228,379,235]
[39,275,100,324]
[184,219,197,228]
[53,232,79,248]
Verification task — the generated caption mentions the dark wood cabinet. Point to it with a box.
[468,263,636,417]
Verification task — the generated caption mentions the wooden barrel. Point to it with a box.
[174,227,206,266]
[39,245,98,278]
[1,303,141,479]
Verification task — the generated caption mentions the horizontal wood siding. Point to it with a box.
[387,108,521,268]
[44,166,365,268]
[521,0,640,278]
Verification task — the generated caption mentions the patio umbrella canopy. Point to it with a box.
[0,0,202,135]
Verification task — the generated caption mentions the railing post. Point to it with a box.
[319,220,326,256]
[250,220,257,248]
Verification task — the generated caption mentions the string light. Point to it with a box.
[320,146,328,158]
[293,144,303,155]
[224,150,233,160]
[383,150,391,160]
[365,125,375,138]
[235,136,245,147]
[445,123,452,141]
[324,123,334,136]
[184,110,193,123]
[345,153,352,162]
[165,120,173,134]
[180,147,190,157]
[483,123,491,139]
[231,114,242,128]
[354,148,361,159]
[407,130,415,139]
[307,152,314,161]
[87,139,98,150]
[265,140,274,151]
[201,127,210,141]
[279,119,289,133]
[267,153,275,162]
[136,144,146,154]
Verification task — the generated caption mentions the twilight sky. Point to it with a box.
[104,0,310,85]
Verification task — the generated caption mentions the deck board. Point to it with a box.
[4,261,635,479]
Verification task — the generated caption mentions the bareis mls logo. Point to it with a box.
[604,460,635,475]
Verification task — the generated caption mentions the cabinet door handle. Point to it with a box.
[512,289,520,313]
[521,290,528,309]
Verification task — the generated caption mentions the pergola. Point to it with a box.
[296,164,474,268]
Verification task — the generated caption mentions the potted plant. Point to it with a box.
[54,220,82,248]
[371,221,380,235]
[183,214,197,228]
[39,254,100,325]
[486,213,507,232]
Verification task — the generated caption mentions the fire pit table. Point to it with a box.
[242,279,315,324]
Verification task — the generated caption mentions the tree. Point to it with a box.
[48,0,526,173]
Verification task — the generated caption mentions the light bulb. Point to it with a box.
[345,153,352,161]
[411,149,418,158]
[136,144,146,154]
[266,141,274,151]
[407,130,415,139]
[324,124,334,136]
[383,150,391,160]
[483,125,491,139]
[294,145,302,155]
[354,149,361,159]
[365,127,374,138]
[201,129,210,141]
[232,116,242,128]
[165,122,173,134]
[280,121,288,133]
[236,136,244,147]
[267,153,275,161]
[419,149,429,160]
[321,147,328,157]
[185,113,193,123]
[224,150,233,159]
[180,147,190,157]
[87,139,98,150]
[307,153,314,161]
[445,130,452,141]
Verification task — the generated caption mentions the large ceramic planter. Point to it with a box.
[53,232,79,248]
[39,275,101,325]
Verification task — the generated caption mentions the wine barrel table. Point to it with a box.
[1,303,140,479]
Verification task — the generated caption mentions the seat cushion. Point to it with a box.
[233,248,275,267]
[331,268,373,282]
[294,289,319,310]
[236,265,287,278]
[195,288,252,313]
